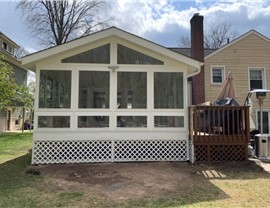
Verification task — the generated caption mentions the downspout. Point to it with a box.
[187,63,204,78]
[186,62,203,163]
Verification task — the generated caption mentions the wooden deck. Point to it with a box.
[189,105,250,162]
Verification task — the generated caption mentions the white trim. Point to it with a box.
[22,27,201,74]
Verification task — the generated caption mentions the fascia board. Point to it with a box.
[22,28,115,66]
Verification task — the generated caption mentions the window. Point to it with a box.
[2,41,7,50]
[7,45,13,54]
[154,116,184,127]
[249,68,264,90]
[154,72,183,109]
[257,111,269,134]
[117,44,164,65]
[78,116,109,128]
[39,70,71,108]
[117,72,147,109]
[62,44,110,64]
[117,116,147,128]
[211,66,224,84]
[38,116,70,128]
[79,71,110,108]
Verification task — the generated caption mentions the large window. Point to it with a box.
[62,44,110,64]
[211,66,224,84]
[79,71,110,108]
[154,72,183,109]
[39,70,71,108]
[117,116,147,128]
[249,68,264,90]
[38,116,70,128]
[117,44,164,65]
[117,72,147,109]
[154,116,184,127]
[78,116,109,128]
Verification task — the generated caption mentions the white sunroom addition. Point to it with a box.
[22,27,202,164]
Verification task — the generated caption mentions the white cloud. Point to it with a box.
[2,0,270,50]
[107,0,270,47]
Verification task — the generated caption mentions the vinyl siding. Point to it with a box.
[205,33,270,125]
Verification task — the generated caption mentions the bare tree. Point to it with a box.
[179,21,238,49]
[15,46,30,59]
[16,0,113,47]
[178,32,191,48]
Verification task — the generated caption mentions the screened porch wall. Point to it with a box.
[32,38,192,164]
[34,68,188,131]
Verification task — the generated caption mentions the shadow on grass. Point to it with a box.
[1,153,270,208]
[121,160,270,207]
[194,160,270,180]
[0,153,33,190]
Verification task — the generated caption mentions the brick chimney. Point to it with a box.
[190,13,205,105]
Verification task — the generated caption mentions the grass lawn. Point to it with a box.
[1,132,270,208]
[0,132,33,163]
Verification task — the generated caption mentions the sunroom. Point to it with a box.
[22,27,201,164]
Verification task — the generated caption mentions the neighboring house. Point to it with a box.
[22,16,203,164]
[0,32,29,132]
[204,30,270,133]
[173,29,270,133]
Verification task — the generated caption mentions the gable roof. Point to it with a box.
[205,30,270,60]
[0,32,28,72]
[22,27,202,75]
[0,31,20,48]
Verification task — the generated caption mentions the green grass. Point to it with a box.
[1,133,270,207]
[0,132,33,163]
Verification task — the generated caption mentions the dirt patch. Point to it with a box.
[34,160,267,201]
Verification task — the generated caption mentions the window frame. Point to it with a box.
[248,67,266,90]
[38,70,72,109]
[256,110,270,134]
[211,65,225,85]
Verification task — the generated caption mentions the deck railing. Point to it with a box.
[189,105,250,161]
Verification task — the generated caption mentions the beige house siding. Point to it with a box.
[205,32,270,127]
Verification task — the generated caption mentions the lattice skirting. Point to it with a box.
[32,140,188,164]
[194,144,248,162]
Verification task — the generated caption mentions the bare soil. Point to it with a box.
[33,160,267,202]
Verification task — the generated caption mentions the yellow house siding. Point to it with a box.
[205,32,270,126]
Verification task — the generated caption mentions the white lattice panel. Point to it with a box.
[32,140,112,164]
[114,140,187,161]
[32,139,188,164]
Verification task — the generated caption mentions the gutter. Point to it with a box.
[187,62,204,78]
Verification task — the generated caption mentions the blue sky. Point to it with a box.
[1,0,270,53]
